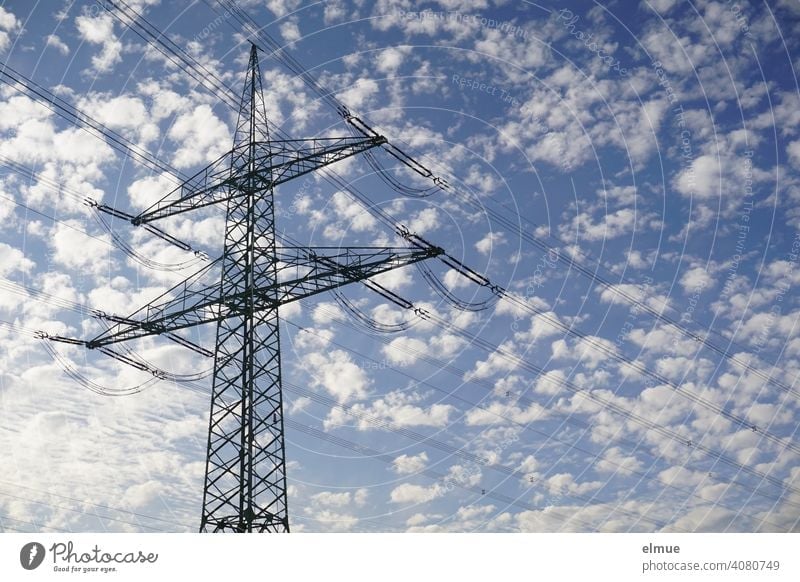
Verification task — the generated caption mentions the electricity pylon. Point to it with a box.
[48,45,442,532]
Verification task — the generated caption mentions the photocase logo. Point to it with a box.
[20,542,46,570]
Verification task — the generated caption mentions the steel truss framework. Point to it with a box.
[51,45,442,532]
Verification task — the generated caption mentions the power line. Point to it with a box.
[3,3,788,532]
[0,64,183,181]
[3,265,793,526]
[196,0,800,418]
[282,316,800,528]
[0,479,194,529]
[0,490,173,532]
[3,273,796,530]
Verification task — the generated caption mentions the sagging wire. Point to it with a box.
[343,120,440,198]
[38,335,155,397]
[402,230,800,456]
[0,281,213,391]
[330,288,412,334]
[363,149,440,198]
[41,329,214,390]
[85,311,215,383]
[0,156,204,270]
[89,202,208,271]
[414,261,498,312]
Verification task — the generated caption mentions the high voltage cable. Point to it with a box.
[0,490,172,532]
[7,243,793,520]
[87,0,800,405]
[285,419,675,532]
[286,299,800,498]
[416,307,800,490]
[291,172,800,459]
[282,316,800,525]
[7,298,794,531]
[191,0,799,410]
[5,275,797,528]
[0,479,195,529]
[282,381,789,532]
[3,208,796,496]
[0,65,183,181]
[297,297,800,516]
[3,0,788,528]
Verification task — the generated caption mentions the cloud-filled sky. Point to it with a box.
[1,0,800,533]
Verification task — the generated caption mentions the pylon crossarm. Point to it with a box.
[131,147,238,225]
[270,246,436,273]
[84,246,441,348]
[133,136,386,225]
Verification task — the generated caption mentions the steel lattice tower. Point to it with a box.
[48,45,442,532]
[202,45,290,533]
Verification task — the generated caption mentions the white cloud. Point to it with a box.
[304,509,359,532]
[475,231,506,255]
[465,340,521,380]
[646,0,678,13]
[264,0,303,17]
[565,208,638,241]
[305,349,371,403]
[382,336,427,365]
[337,78,380,110]
[45,34,70,55]
[674,153,768,206]
[324,390,454,430]
[121,481,163,510]
[0,6,19,31]
[595,447,643,475]
[407,208,440,233]
[323,0,348,24]
[641,27,712,75]
[405,512,432,526]
[311,302,344,325]
[50,222,112,276]
[680,266,714,293]
[311,490,352,508]
[443,269,472,290]
[474,28,547,69]
[0,367,208,533]
[429,332,466,358]
[0,97,115,170]
[546,472,603,496]
[551,336,617,369]
[370,265,413,289]
[376,47,407,74]
[0,6,20,53]
[0,242,34,277]
[168,105,230,168]
[128,173,177,210]
[78,94,156,144]
[327,191,378,234]
[464,400,548,426]
[787,140,800,169]
[0,95,52,132]
[515,312,564,343]
[390,483,438,504]
[75,12,122,73]
[392,451,429,474]
[280,21,302,43]
[534,369,567,395]
[601,185,639,206]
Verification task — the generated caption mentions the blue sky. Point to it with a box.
[1,0,800,533]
